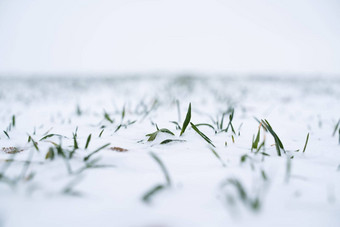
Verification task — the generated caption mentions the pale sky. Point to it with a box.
[0,0,339,75]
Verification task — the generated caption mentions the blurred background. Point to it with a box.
[0,0,339,77]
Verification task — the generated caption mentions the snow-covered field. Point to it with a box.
[0,76,339,227]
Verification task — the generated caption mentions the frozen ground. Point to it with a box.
[0,76,339,227]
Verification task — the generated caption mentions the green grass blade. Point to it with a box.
[84,143,111,161]
[159,128,175,135]
[190,122,215,147]
[12,115,15,127]
[209,147,226,167]
[99,129,104,137]
[3,131,10,139]
[85,134,92,149]
[195,123,216,133]
[160,139,186,144]
[302,133,309,153]
[333,119,340,136]
[142,184,165,203]
[180,103,191,136]
[150,152,172,186]
[104,111,114,124]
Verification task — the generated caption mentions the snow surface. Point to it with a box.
[0,76,339,227]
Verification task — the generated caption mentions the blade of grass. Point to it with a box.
[190,122,215,147]
[150,152,171,186]
[104,111,114,124]
[160,139,186,144]
[84,143,111,161]
[142,184,165,203]
[261,119,284,156]
[332,119,340,136]
[195,123,216,133]
[302,133,309,153]
[169,121,181,130]
[99,129,104,137]
[12,115,15,127]
[85,134,92,149]
[180,103,191,136]
[3,131,10,139]
[209,147,226,167]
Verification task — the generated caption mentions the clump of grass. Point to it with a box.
[221,178,261,211]
[45,147,55,160]
[180,103,191,136]
[46,139,72,173]
[114,105,137,133]
[3,115,16,135]
[146,125,175,142]
[251,123,266,154]
[27,135,39,152]
[190,122,215,147]
[260,119,285,156]
[218,108,236,134]
[142,152,172,203]
[240,154,255,170]
[114,120,136,133]
[251,125,261,151]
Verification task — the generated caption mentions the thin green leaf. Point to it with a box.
[209,147,226,167]
[195,123,216,133]
[302,133,309,153]
[159,128,175,135]
[332,119,340,136]
[99,129,104,137]
[160,139,186,144]
[84,143,111,161]
[3,131,10,139]
[150,152,171,186]
[104,112,114,124]
[180,103,191,136]
[85,134,92,149]
[39,134,62,141]
[142,184,166,203]
[190,122,215,147]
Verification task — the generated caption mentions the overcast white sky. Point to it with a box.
[0,0,339,75]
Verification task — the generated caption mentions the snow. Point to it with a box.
[0,76,339,227]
